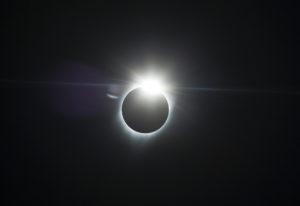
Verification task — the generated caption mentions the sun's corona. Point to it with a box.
[118,77,173,138]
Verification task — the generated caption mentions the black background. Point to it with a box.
[1,1,299,205]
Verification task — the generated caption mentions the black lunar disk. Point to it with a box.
[122,87,169,133]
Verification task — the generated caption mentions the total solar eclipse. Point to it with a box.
[121,87,169,133]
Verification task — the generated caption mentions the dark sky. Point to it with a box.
[1,1,299,205]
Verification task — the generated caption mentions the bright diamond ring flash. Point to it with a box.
[141,78,161,89]
[138,78,165,94]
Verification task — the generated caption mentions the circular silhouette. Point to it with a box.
[121,87,169,133]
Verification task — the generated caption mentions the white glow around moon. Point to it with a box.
[118,77,174,139]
